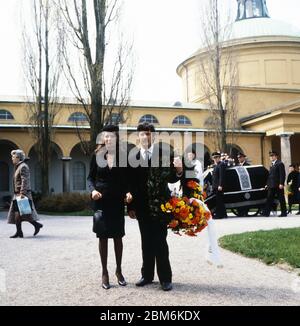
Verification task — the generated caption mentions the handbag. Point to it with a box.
[93,210,107,234]
[16,196,32,216]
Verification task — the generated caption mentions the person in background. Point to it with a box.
[237,152,250,166]
[7,149,42,238]
[211,152,228,219]
[287,164,299,214]
[263,151,287,217]
[185,149,203,186]
[87,125,133,290]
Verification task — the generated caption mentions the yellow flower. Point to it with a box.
[166,203,172,210]
[189,214,193,219]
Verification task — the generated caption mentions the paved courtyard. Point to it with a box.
[0,212,300,306]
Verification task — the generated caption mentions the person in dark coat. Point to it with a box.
[211,152,228,219]
[7,149,42,238]
[237,152,250,166]
[127,123,183,291]
[287,164,299,214]
[263,151,287,217]
[87,125,133,290]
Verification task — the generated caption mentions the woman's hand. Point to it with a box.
[125,192,133,204]
[91,190,102,201]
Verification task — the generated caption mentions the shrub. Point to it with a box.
[37,192,91,213]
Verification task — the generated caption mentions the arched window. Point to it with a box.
[107,113,123,125]
[72,161,86,191]
[0,109,14,120]
[139,115,159,124]
[0,162,9,191]
[172,115,192,125]
[68,112,89,123]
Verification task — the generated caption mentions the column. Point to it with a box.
[278,133,294,176]
[61,157,72,193]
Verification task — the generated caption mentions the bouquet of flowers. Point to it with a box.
[161,180,212,236]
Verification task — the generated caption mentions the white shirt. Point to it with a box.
[141,144,154,160]
[191,159,203,186]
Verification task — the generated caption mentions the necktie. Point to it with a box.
[144,150,149,161]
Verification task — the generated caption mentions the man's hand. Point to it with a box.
[125,192,133,204]
[128,210,137,219]
[218,186,223,192]
[279,184,284,190]
[91,190,102,201]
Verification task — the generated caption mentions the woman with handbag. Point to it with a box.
[7,149,42,238]
[87,125,133,290]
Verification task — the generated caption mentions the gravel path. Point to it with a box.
[0,212,300,306]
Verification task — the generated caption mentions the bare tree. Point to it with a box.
[57,0,134,154]
[198,0,239,153]
[23,0,64,195]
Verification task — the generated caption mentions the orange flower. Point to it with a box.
[169,219,179,228]
[179,206,190,219]
[169,197,180,207]
[187,180,198,190]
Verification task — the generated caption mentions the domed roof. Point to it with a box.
[228,17,300,42]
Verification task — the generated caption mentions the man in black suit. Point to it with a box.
[128,123,183,291]
[237,152,250,166]
[263,151,287,217]
[212,152,228,219]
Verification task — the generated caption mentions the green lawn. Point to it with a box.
[219,228,300,269]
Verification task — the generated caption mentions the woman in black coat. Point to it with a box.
[87,125,133,290]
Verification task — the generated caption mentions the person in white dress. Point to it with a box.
[186,150,204,187]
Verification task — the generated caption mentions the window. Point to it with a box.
[172,115,192,125]
[0,162,9,191]
[252,0,262,17]
[68,112,89,122]
[107,113,123,125]
[72,162,86,191]
[0,109,14,120]
[139,115,159,124]
[173,101,182,107]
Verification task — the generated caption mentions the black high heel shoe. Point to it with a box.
[102,274,110,290]
[116,272,127,286]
